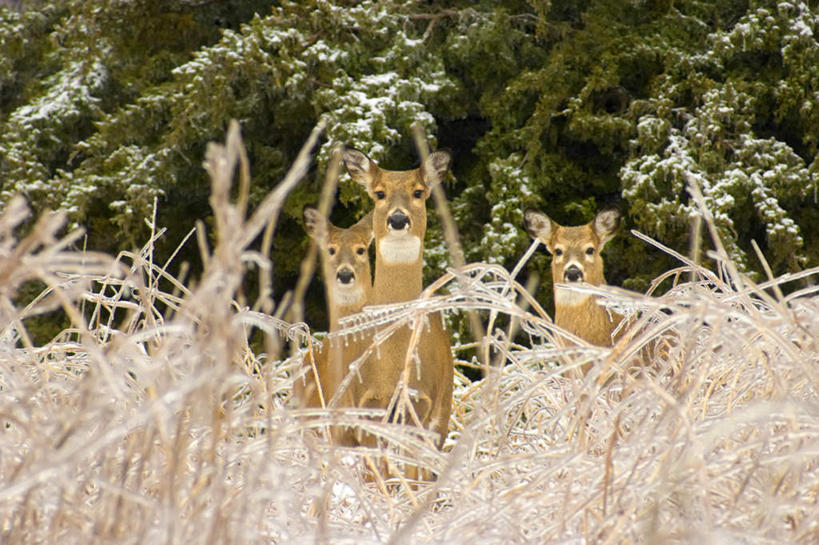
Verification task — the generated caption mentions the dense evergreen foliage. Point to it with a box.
[2,0,817,332]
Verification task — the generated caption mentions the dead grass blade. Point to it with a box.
[1,124,818,544]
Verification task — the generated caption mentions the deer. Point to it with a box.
[341,147,454,471]
[295,206,373,445]
[524,208,623,355]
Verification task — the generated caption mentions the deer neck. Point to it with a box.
[554,292,620,347]
[327,288,369,332]
[373,253,423,304]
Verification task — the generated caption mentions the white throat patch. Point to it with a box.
[332,285,365,306]
[554,284,591,307]
[379,233,421,264]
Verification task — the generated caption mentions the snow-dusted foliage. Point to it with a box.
[440,0,819,310]
[479,154,534,265]
[1,58,109,208]
[1,1,261,244]
[0,5,63,111]
[1,0,817,335]
[0,3,108,213]
[622,3,818,275]
[309,4,461,162]
[2,0,469,270]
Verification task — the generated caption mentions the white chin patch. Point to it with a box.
[554,284,590,307]
[379,234,421,264]
[333,285,365,306]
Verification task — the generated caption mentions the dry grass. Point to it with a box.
[1,125,818,544]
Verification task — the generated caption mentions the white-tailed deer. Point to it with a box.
[524,208,622,349]
[295,207,373,435]
[342,147,454,455]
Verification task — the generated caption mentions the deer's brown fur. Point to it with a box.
[524,208,622,350]
[295,208,373,442]
[343,148,454,454]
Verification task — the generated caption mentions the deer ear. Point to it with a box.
[353,211,374,245]
[303,205,329,246]
[421,150,450,189]
[524,208,554,245]
[342,147,376,189]
[593,209,621,248]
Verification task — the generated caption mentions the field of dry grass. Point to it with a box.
[1,124,818,544]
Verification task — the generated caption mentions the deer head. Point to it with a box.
[524,208,621,307]
[341,148,450,269]
[303,206,373,315]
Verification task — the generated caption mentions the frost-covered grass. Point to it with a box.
[1,126,818,544]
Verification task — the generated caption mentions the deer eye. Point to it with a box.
[374,190,386,200]
[585,247,595,255]
[328,247,336,256]
[413,189,424,199]
[356,247,365,255]
[554,248,563,256]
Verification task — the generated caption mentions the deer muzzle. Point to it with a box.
[563,265,583,283]
[387,209,411,231]
[336,268,355,285]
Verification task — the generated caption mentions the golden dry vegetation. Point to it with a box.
[1,124,817,544]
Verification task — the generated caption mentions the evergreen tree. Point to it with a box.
[1,0,816,335]
[621,1,818,280]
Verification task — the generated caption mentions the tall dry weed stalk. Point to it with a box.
[1,124,818,544]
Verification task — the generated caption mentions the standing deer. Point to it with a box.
[524,208,622,349]
[341,147,454,456]
[295,207,373,442]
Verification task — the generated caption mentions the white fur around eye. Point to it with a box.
[379,234,421,264]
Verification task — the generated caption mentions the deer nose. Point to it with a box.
[336,268,355,285]
[564,265,583,283]
[387,210,410,231]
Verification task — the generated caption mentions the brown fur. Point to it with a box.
[295,209,373,443]
[524,208,622,353]
[343,148,454,455]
